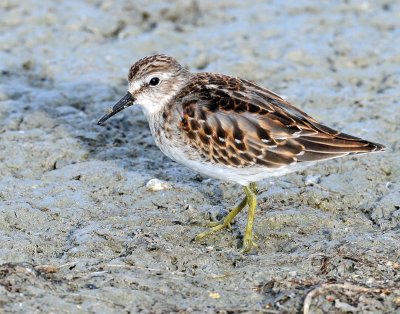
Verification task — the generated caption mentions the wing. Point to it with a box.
[174,73,385,168]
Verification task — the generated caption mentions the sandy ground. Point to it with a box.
[0,0,399,313]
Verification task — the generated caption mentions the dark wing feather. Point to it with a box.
[173,73,385,168]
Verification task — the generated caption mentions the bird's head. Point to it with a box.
[98,54,189,124]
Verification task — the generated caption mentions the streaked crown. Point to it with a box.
[128,54,187,82]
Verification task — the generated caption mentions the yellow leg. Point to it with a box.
[242,183,259,253]
[194,196,247,242]
[249,182,258,194]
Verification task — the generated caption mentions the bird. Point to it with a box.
[97,54,385,253]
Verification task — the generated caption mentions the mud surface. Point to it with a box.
[0,1,399,313]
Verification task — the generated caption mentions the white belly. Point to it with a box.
[147,111,311,186]
[153,132,309,185]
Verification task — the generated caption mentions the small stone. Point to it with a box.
[335,300,357,312]
[35,265,59,273]
[304,174,321,186]
[146,179,169,191]
[209,292,220,299]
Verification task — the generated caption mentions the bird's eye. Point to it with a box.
[149,77,160,86]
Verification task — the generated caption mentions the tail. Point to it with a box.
[295,122,386,162]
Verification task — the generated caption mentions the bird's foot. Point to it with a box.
[194,221,231,242]
[241,236,259,254]
[194,196,247,243]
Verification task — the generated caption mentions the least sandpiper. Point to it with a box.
[98,54,385,253]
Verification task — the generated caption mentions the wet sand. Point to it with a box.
[0,1,399,312]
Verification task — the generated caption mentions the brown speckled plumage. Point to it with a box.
[159,72,384,171]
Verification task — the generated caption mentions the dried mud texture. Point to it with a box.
[0,0,399,313]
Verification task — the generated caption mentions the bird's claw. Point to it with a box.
[241,237,259,254]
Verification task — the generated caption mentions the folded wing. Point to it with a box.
[175,74,385,168]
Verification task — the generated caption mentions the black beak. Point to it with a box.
[97,92,134,125]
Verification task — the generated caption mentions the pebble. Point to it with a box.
[146,179,169,191]
[304,175,321,186]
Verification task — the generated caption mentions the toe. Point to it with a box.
[194,222,229,242]
[207,221,221,227]
[241,238,259,254]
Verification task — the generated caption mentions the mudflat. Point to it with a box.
[0,1,399,312]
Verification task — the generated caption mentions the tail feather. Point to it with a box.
[296,131,385,163]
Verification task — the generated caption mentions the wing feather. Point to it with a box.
[172,73,385,168]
